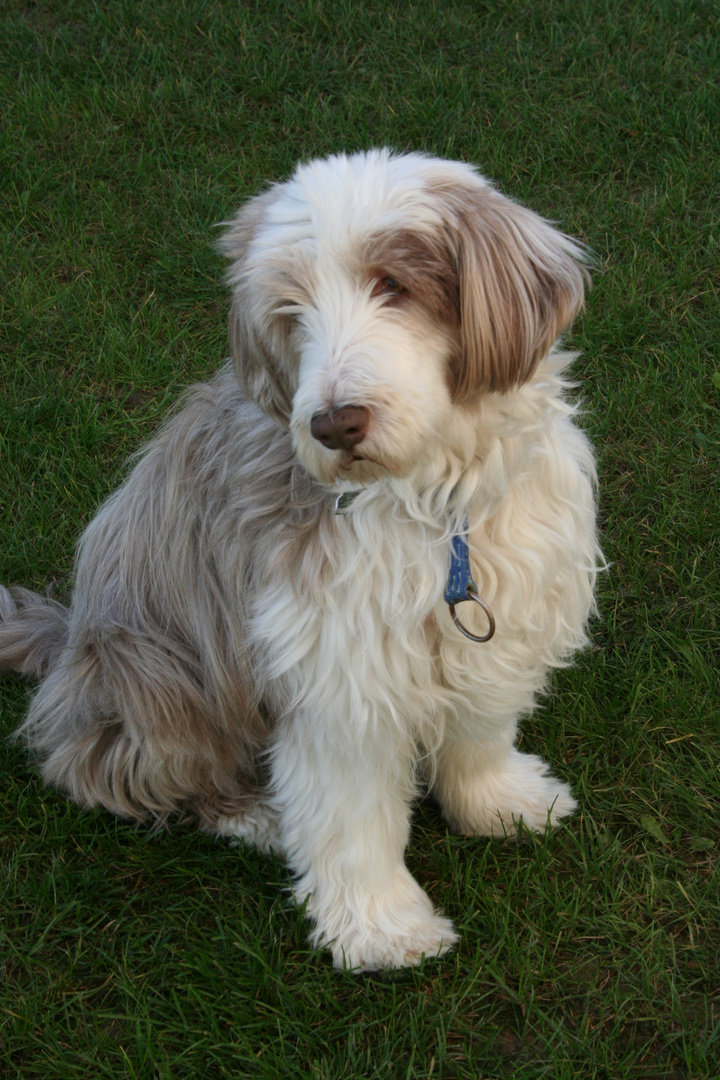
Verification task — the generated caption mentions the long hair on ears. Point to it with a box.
[434,177,591,400]
[218,188,295,427]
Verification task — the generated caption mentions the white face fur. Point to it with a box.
[220,150,588,488]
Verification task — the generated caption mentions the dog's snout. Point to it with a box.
[310,405,370,451]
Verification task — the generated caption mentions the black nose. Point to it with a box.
[310,405,370,451]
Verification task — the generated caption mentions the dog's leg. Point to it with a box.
[433,719,577,838]
[269,715,457,971]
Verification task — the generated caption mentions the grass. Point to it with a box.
[1,0,718,1076]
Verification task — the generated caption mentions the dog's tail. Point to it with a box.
[0,585,70,680]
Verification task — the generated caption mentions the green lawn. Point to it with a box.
[1,1,718,1077]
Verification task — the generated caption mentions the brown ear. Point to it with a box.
[218,190,294,427]
[440,184,590,400]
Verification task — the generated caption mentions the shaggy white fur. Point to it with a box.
[0,150,601,971]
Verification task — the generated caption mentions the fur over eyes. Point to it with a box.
[0,150,601,971]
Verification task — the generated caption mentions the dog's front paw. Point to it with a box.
[329,908,458,972]
[309,870,458,971]
[331,912,457,973]
[438,746,577,838]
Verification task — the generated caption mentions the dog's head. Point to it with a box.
[220,150,589,487]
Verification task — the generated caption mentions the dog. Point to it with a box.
[0,150,600,970]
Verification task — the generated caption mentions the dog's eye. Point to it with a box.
[373,276,407,299]
[382,277,403,293]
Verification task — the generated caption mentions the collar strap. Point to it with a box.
[334,496,494,643]
[334,490,361,515]
[444,524,495,643]
[444,528,476,606]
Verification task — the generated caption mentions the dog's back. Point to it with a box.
[0,368,310,827]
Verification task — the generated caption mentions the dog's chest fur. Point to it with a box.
[135,364,595,751]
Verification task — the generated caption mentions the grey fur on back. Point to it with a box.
[0,367,326,827]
